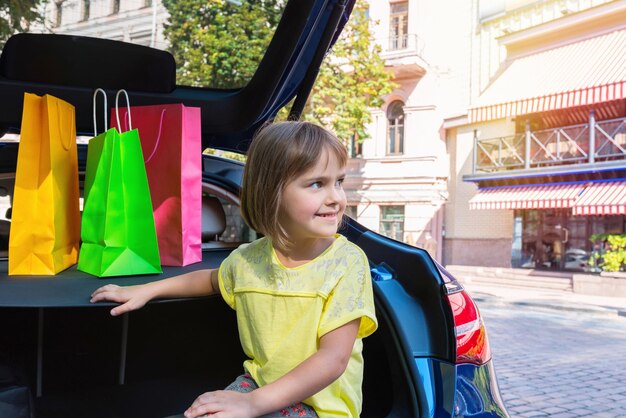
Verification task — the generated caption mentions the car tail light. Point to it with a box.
[444,282,491,365]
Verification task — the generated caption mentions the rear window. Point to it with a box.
[39,0,286,89]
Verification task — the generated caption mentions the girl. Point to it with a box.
[90,121,378,418]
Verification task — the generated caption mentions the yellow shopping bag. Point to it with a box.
[8,93,81,275]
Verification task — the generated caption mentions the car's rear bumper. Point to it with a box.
[412,357,508,417]
[454,360,509,417]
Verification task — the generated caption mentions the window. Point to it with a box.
[111,0,120,15]
[348,134,362,158]
[53,1,64,28]
[81,0,90,21]
[345,206,358,220]
[389,2,408,50]
[380,206,404,242]
[387,101,405,155]
[515,209,626,272]
[212,195,257,243]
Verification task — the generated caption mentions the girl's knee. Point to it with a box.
[224,373,258,393]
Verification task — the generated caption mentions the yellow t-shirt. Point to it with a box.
[218,234,378,418]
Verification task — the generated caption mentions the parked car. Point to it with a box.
[564,248,590,271]
[0,1,509,416]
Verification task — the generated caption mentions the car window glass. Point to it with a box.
[0,180,12,259]
[0,179,255,260]
[203,148,247,163]
[43,0,287,89]
[219,197,257,243]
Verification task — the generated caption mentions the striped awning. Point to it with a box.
[469,183,586,210]
[572,181,626,215]
[468,29,626,123]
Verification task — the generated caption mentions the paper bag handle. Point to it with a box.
[144,109,166,164]
[56,100,74,151]
[115,89,132,131]
[93,88,108,136]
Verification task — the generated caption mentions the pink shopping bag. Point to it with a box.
[112,103,202,266]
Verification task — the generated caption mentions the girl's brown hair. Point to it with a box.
[241,121,347,250]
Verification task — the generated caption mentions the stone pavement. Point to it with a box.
[476,297,626,418]
[460,281,626,318]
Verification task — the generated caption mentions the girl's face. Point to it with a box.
[278,150,347,244]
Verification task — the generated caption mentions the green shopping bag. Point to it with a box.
[77,89,161,277]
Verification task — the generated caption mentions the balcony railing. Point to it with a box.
[379,33,425,60]
[475,133,526,171]
[473,115,626,173]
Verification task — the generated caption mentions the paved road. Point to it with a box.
[478,301,626,418]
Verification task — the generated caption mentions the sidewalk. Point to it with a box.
[460,281,626,318]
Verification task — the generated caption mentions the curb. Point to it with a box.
[470,293,626,318]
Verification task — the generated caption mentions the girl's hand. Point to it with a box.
[184,390,257,418]
[90,284,151,316]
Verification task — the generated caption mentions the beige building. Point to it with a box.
[346,1,477,261]
[445,0,626,271]
[38,0,167,48]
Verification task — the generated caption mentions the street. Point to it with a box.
[479,301,626,418]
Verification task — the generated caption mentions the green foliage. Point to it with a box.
[162,0,284,89]
[301,2,396,144]
[163,0,395,145]
[203,147,246,162]
[590,234,626,273]
[0,0,43,48]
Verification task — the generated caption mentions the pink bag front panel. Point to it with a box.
[113,104,202,266]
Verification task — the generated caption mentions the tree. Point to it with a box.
[163,0,394,143]
[162,0,283,89]
[302,2,395,145]
[0,0,43,48]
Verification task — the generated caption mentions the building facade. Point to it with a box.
[445,0,626,272]
[346,1,476,261]
[38,0,167,49]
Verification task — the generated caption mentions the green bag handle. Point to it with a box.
[115,89,133,131]
[114,89,164,164]
[93,88,107,136]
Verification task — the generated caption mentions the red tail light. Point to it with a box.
[445,284,491,365]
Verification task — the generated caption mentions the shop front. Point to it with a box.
[468,179,626,273]
[512,208,625,272]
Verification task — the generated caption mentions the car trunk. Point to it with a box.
[0,246,421,418]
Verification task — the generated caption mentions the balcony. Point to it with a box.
[344,155,448,204]
[378,34,427,79]
[470,116,626,176]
